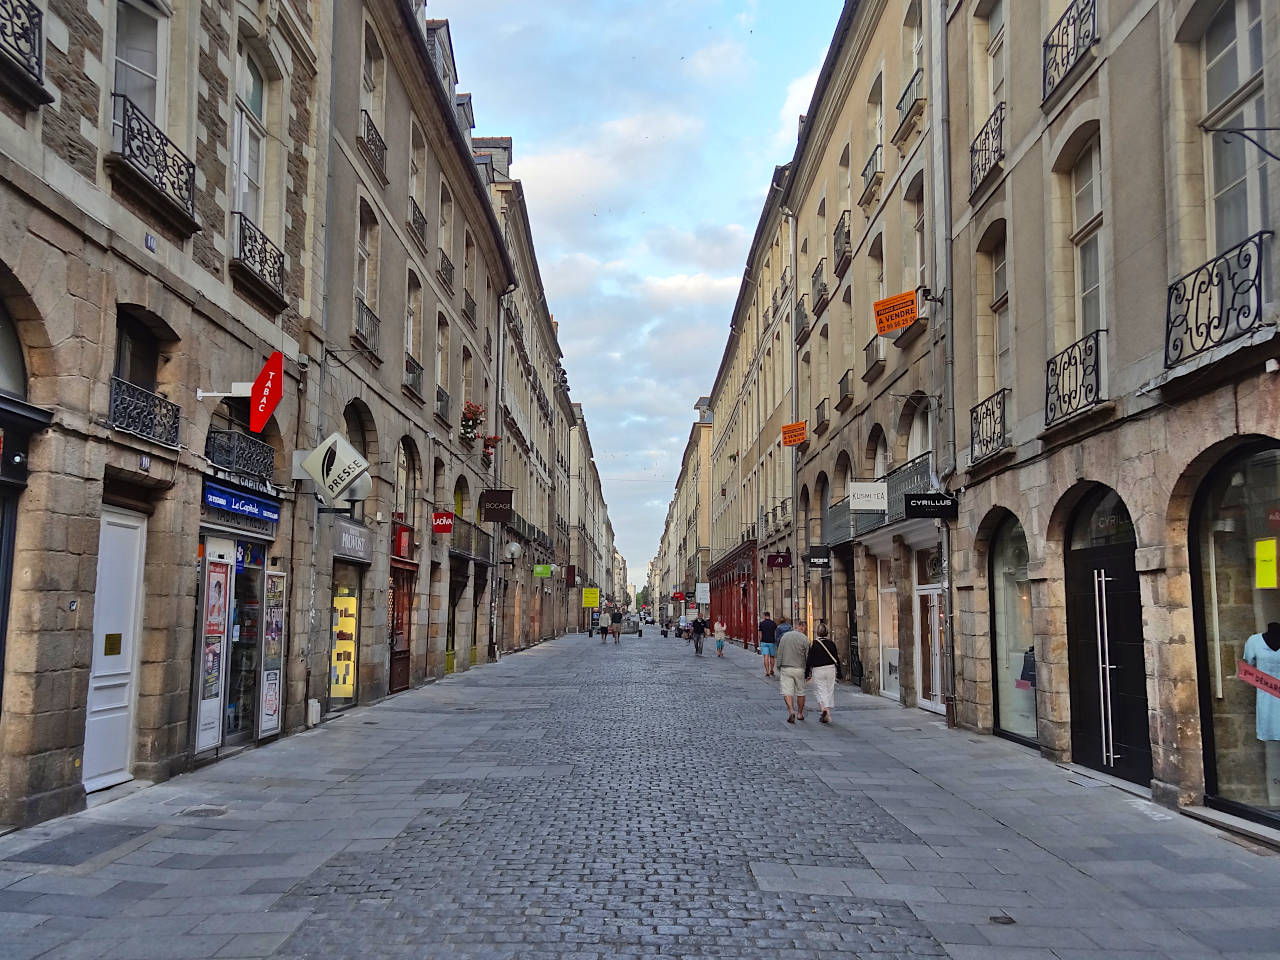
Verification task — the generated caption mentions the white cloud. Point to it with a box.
[641,273,740,307]
[644,223,749,273]
[682,39,750,82]
[772,65,820,152]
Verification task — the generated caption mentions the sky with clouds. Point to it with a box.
[437,0,843,589]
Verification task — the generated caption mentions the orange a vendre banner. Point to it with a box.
[874,290,918,336]
[781,421,807,447]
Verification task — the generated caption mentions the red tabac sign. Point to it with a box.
[249,351,284,433]
[431,512,454,534]
[673,591,685,602]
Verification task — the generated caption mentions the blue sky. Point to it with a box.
[438,0,843,588]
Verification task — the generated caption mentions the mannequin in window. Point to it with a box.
[1242,622,1280,807]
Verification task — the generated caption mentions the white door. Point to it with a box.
[83,507,146,792]
[915,590,944,714]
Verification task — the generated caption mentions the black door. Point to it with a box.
[1065,490,1152,786]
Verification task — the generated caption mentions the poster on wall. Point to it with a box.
[196,560,231,753]
[258,571,286,737]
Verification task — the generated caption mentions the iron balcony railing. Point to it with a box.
[1043,0,1098,101]
[863,334,888,381]
[409,198,428,247]
[1165,231,1272,368]
[811,259,828,311]
[438,248,454,291]
[353,295,380,354]
[970,102,1006,195]
[109,376,180,447]
[232,213,285,296]
[860,144,883,202]
[834,210,851,272]
[450,515,492,561]
[794,294,810,342]
[0,0,44,84]
[896,66,925,129]
[837,368,855,407]
[435,384,450,421]
[815,398,829,430]
[205,428,274,479]
[359,109,387,177]
[111,94,196,219]
[463,289,476,322]
[781,265,791,290]
[969,388,1009,464]
[404,352,423,395]
[887,452,933,524]
[1045,329,1105,426]
[484,327,493,358]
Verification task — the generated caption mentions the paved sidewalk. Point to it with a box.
[1,632,1277,959]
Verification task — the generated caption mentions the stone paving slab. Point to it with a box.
[1,632,1279,957]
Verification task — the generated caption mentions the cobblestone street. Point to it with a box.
[2,633,1279,959]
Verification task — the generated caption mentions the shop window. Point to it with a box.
[1194,443,1280,824]
[0,305,26,398]
[330,563,360,710]
[990,516,1036,742]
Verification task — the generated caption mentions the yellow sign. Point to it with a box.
[582,588,600,608]
[782,421,807,447]
[1256,538,1278,589]
[331,593,358,698]
[874,290,918,336]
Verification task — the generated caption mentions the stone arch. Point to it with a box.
[865,423,888,478]
[814,471,830,546]
[894,390,932,463]
[832,449,853,498]
[1163,434,1279,554]
[394,435,422,528]
[452,474,471,518]
[341,398,378,462]
[0,260,53,387]
[204,397,285,482]
[797,483,811,551]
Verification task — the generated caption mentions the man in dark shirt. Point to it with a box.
[758,612,777,677]
[690,616,706,656]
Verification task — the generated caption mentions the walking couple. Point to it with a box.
[759,614,841,725]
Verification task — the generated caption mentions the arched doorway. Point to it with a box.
[1191,441,1280,827]
[1064,486,1152,785]
[990,515,1037,744]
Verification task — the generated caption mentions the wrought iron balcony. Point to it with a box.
[862,334,888,382]
[408,198,428,248]
[814,398,830,433]
[0,0,45,87]
[359,109,387,179]
[1045,329,1105,426]
[970,102,1005,195]
[110,94,196,222]
[231,212,285,300]
[353,295,381,355]
[837,368,855,410]
[404,352,423,396]
[886,452,933,524]
[794,294,810,342]
[895,66,926,137]
[463,289,476,323]
[834,210,852,275]
[969,388,1009,464]
[1043,0,1098,102]
[811,260,829,314]
[205,428,274,479]
[484,327,493,358]
[109,376,180,448]
[435,384,450,421]
[859,144,884,206]
[781,265,791,291]
[1165,231,1273,368]
[438,248,454,291]
[450,515,492,561]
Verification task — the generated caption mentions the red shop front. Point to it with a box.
[709,540,757,648]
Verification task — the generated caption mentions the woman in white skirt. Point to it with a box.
[806,621,840,723]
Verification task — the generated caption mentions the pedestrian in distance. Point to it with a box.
[610,608,622,645]
[758,611,778,677]
[775,622,810,723]
[599,614,609,644]
[808,620,840,724]
[714,616,727,657]
[691,615,706,656]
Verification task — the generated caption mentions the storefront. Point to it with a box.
[194,481,285,754]
[331,516,372,710]
[709,541,757,645]
[989,516,1037,744]
[1192,441,1280,828]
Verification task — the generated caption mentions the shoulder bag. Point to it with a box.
[817,637,844,680]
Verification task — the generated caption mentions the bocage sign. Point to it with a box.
[300,432,370,505]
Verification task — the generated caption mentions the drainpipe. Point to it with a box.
[490,281,517,659]
[783,204,799,624]
[935,0,959,726]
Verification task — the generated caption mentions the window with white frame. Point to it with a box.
[406,271,422,358]
[232,47,266,224]
[991,236,1013,388]
[410,123,426,211]
[1071,139,1103,338]
[438,181,453,252]
[905,173,927,291]
[873,432,889,478]
[436,314,450,388]
[907,402,932,459]
[356,201,378,307]
[114,0,166,123]
[1203,0,1266,253]
[986,0,1005,114]
[361,26,383,121]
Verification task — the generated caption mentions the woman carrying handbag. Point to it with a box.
[807,620,841,724]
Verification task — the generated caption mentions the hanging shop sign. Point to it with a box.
[695,582,710,605]
[582,587,600,608]
[566,565,577,587]
[203,482,280,523]
[479,488,514,523]
[300,432,370,505]
[258,571,286,737]
[533,564,552,578]
[873,290,918,336]
[431,511,455,535]
[249,351,284,433]
[781,421,807,447]
[196,559,232,753]
[1256,538,1278,589]
[904,492,959,520]
[848,481,889,512]
[673,591,685,602]
[766,550,793,569]
[807,545,832,569]
[334,516,373,564]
